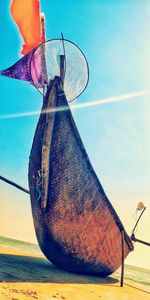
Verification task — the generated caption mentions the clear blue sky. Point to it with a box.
[0,0,150,269]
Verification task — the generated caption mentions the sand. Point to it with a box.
[0,246,150,300]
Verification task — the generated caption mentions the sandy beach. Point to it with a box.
[0,237,150,300]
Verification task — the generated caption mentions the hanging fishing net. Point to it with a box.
[30,39,89,101]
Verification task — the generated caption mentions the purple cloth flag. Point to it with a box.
[0,50,34,83]
[0,45,47,88]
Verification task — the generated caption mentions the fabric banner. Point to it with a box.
[0,46,47,88]
[1,2,47,88]
[0,50,34,83]
[10,0,42,55]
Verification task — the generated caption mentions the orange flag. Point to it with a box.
[10,0,42,55]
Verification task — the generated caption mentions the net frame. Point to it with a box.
[29,38,89,102]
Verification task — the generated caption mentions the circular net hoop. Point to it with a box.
[30,39,89,102]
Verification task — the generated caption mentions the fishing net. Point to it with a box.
[30,39,89,101]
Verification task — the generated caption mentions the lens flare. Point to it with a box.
[0,89,150,120]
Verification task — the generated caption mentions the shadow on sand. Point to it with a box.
[0,253,119,284]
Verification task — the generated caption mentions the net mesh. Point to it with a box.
[30,39,89,101]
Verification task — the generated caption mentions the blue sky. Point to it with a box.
[0,0,150,269]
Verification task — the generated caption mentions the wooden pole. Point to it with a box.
[120,230,125,287]
[0,175,30,195]
[60,54,65,87]
[131,207,146,235]
[131,234,150,246]
[40,13,46,43]
[40,13,48,93]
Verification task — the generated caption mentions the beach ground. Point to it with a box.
[0,246,149,300]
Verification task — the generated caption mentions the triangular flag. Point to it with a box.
[0,47,47,88]
[1,3,47,89]
[0,50,34,83]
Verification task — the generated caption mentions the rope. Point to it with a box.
[36,170,42,201]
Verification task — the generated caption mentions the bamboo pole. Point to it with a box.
[60,54,65,87]
[0,175,30,194]
[120,230,125,287]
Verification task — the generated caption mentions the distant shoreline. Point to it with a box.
[0,235,149,271]
[0,235,150,299]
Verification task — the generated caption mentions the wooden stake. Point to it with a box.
[120,230,125,287]
[60,54,65,87]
